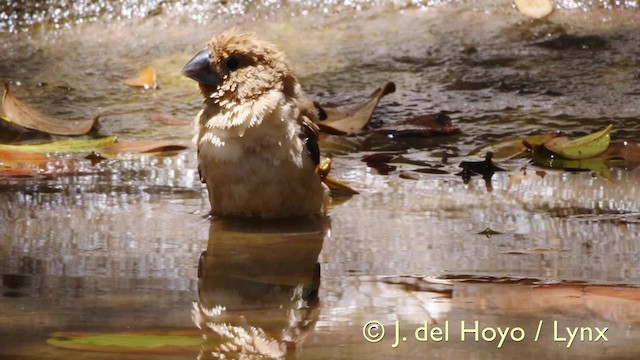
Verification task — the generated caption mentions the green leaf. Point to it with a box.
[0,136,117,153]
[544,124,612,160]
[47,331,201,354]
[532,145,613,179]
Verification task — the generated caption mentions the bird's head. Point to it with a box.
[182,29,293,104]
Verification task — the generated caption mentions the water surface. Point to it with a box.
[1,1,640,359]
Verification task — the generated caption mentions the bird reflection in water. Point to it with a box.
[193,216,329,359]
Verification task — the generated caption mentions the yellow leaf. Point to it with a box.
[124,66,158,89]
[544,124,612,160]
[323,176,359,197]
[0,136,117,153]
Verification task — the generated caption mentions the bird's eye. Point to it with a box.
[225,56,240,71]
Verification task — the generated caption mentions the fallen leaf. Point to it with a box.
[0,167,45,178]
[514,0,554,19]
[85,151,108,166]
[413,167,449,175]
[314,82,395,135]
[0,115,51,143]
[0,149,51,178]
[361,153,395,164]
[544,124,612,160]
[47,330,201,354]
[478,227,503,238]
[398,171,419,180]
[146,113,191,126]
[103,140,191,154]
[0,136,117,153]
[400,113,458,133]
[366,112,460,139]
[323,176,359,197]
[595,140,640,169]
[2,81,98,136]
[457,152,506,181]
[0,150,49,165]
[469,133,556,160]
[124,66,158,89]
[531,145,613,179]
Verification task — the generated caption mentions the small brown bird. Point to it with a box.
[182,29,329,218]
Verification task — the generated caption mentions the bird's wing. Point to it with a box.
[299,115,320,167]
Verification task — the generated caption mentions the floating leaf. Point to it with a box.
[0,149,50,178]
[365,112,460,140]
[0,167,45,178]
[85,151,108,166]
[2,81,99,135]
[0,115,51,143]
[594,140,640,169]
[124,66,158,89]
[103,140,191,154]
[0,149,49,165]
[544,124,612,160]
[47,331,201,354]
[323,176,359,198]
[469,133,556,160]
[514,0,554,19]
[531,145,614,179]
[314,82,395,135]
[478,227,503,238]
[0,136,117,153]
[146,113,190,126]
[399,113,459,134]
[458,153,506,180]
[398,171,419,180]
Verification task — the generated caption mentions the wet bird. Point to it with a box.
[182,29,329,218]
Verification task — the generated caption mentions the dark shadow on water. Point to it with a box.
[193,216,330,358]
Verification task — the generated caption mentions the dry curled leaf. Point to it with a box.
[314,82,395,135]
[2,81,99,136]
[0,115,51,143]
[124,66,158,89]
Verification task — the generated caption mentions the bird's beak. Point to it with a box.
[182,49,218,87]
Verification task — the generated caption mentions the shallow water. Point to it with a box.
[1,1,640,359]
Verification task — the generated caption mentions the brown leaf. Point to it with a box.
[103,140,191,154]
[146,113,191,126]
[400,113,457,133]
[314,82,395,135]
[2,81,98,135]
[0,115,51,143]
[0,149,49,165]
[124,66,158,89]
[0,149,50,178]
[0,167,45,178]
[596,140,640,168]
[367,112,460,139]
